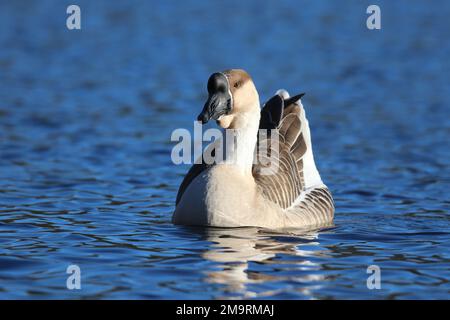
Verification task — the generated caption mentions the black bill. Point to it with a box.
[197,72,232,124]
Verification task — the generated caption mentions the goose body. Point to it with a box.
[173,69,334,230]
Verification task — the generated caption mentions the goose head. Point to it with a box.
[197,69,259,129]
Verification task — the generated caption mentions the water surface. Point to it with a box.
[0,0,449,299]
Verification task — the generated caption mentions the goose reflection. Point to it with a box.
[197,227,331,299]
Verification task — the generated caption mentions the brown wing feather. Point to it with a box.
[288,187,335,226]
[253,94,308,209]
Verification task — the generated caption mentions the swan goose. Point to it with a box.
[173,69,334,230]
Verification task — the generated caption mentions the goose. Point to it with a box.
[173,69,334,230]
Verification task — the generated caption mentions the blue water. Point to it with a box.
[0,0,449,299]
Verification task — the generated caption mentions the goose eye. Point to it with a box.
[234,81,242,89]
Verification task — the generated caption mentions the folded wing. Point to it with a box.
[253,93,308,209]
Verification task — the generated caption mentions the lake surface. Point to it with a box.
[0,0,449,299]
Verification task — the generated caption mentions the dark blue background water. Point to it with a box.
[0,0,449,299]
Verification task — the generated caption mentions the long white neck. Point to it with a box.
[222,107,260,174]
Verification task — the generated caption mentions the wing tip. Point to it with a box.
[285,93,305,106]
